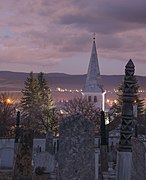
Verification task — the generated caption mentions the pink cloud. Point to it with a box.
[0,0,146,74]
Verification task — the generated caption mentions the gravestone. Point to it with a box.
[45,131,53,154]
[95,139,100,180]
[131,137,145,180]
[12,129,34,180]
[58,113,95,180]
[33,151,55,173]
[108,142,117,163]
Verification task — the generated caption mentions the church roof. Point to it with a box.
[83,38,104,93]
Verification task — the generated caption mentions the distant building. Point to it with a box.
[82,36,106,111]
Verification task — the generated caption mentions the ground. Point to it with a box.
[0,170,12,180]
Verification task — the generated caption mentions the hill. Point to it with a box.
[0,71,145,91]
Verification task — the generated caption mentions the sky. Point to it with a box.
[0,0,146,75]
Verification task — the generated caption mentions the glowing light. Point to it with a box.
[106,99,110,103]
[57,87,61,91]
[114,99,117,104]
[60,110,64,114]
[6,98,12,104]
[134,100,137,104]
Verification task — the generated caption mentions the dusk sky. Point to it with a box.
[0,0,146,75]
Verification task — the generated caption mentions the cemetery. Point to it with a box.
[0,38,146,180]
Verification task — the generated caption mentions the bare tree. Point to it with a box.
[63,97,100,133]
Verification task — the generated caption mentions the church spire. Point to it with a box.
[83,35,103,93]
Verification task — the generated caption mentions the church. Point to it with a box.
[82,35,106,111]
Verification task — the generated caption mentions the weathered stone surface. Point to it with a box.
[116,138,146,180]
[100,111,108,177]
[100,146,108,173]
[108,142,117,163]
[100,111,107,146]
[131,137,145,180]
[119,59,136,152]
[15,111,21,143]
[116,152,132,180]
[58,113,95,180]
[116,59,136,180]
[33,152,55,173]
[12,129,33,180]
[45,131,53,154]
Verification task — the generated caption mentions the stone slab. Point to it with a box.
[131,137,145,180]
[33,152,55,173]
[58,113,95,180]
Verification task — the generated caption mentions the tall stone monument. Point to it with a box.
[116,59,136,180]
[12,129,34,180]
[13,111,21,176]
[100,111,108,178]
[15,111,21,143]
[58,113,95,180]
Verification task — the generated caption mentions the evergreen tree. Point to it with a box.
[109,78,145,122]
[21,72,58,136]
[21,72,39,127]
[37,72,49,105]
[37,72,58,135]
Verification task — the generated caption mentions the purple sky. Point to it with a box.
[0,0,146,75]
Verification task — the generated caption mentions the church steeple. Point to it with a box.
[83,36,103,93]
[82,35,105,111]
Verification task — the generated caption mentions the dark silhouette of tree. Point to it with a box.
[109,77,144,121]
[21,72,58,136]
[108,77,145,135]
[37,72,58,136]
[0,92,16,137]
[117,80,145,117]
[63,97,100,133]
[21,72,39,127]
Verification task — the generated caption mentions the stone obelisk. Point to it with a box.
[12,128,34,180]
[100,110,108,179]
[116,59,136,180]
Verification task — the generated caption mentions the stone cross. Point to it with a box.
[58,113,95,180]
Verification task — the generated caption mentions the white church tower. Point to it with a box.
[82,35,106,111]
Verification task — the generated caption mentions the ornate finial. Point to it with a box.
[126,59,135,69]
[93,32,96,41]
